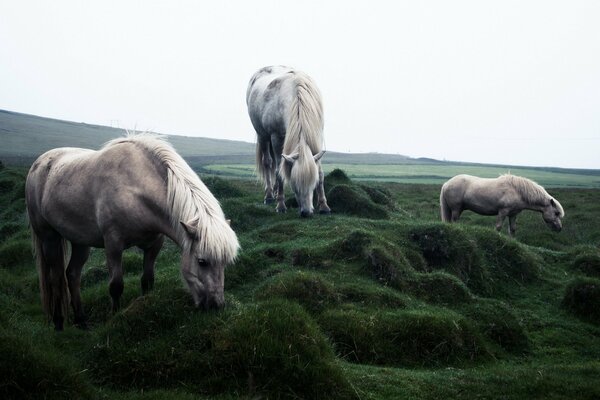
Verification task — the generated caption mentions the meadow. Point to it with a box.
[1,161,600,400]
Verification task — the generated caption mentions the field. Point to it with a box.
[1,161,600,399]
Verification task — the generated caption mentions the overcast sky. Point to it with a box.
[1,1,599,168]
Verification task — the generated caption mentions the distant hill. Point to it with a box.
[0,109,419,166]
[1,109,599,183]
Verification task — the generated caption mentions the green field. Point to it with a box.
[1,163,600,399]
[205,163,600,188]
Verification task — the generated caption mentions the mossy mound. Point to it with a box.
[562,278,600,324]
[202,176,246,199]
[81,264,108,288]
[255,271,340,313]
[408,224,490,294]
[0,238,32,269]
[320,308,489,367]
[220,198,276,232]
[461,299,529,353]
[88,298,354,398]
[473,230,541,285]
[571,253,600,278]
[407,272,473,305]
[226,250,280,289]
[0,329,92,399]
[327,184,389,219]
[325,168,352,189]
[338,282,407,309]
[0,221,22,243]
[364,246,413,286]
[360,185,396,209]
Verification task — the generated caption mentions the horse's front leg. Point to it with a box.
[66,243,90,328]
[105,240,125,312]
[316,164,331,214]
[508,215,517,237]
[140,235,164,295]
[274,172,287,213]
[495,210,509,232]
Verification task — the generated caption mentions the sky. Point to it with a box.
[1,1,599,169]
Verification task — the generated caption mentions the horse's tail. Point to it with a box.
[440,185,452,222]
[280,72,324,180]
[31,227,70,323]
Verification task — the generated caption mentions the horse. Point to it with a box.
[25,134,239,330]
[440,173,564,236]
[246,65,331,217]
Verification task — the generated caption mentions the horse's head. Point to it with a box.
[541,198,564,232]
[179,218,233,310]
[282,150,325,217]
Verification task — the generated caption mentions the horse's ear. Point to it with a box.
[550,198,556,207]
[313,150,325,162]
[282,153,299,164]
[226,219,231,226]
[180,217,199,239]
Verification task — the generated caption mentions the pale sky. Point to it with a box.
[1,1,599,168]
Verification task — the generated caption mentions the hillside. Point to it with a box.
[1,166,599,399]
[2,109,600,188]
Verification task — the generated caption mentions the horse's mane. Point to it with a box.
[280,71,324,181]
[103,133,239,264]
[500,174,564,216]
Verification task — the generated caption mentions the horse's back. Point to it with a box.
[27,141,169,246]
[247,66,297,137]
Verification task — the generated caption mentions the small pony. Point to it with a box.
[26,134,239,330]
[440,173,564,236]
[246,65,331,217]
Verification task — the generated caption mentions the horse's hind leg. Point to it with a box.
[271,134,287,213]
[105,240,124,312]
[66,243,90,329]
[508,215,517,237]
[316,164,331,214]
[40,235,69,331]
[140,235,164,295]
[258,138,275,204]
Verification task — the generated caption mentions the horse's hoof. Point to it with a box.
[264,197,275,205]
[276,208,287,213]
[319,209,331,215]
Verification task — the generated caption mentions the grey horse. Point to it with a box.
[26,134,239,330]
[440,173,564,236]
[246,65,331,217]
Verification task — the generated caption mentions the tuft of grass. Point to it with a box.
[320,308,490,367]
[0,238,32,269]
[0,328,93,399]
[408,224,491,294]
[327,184,389,219]
[407,272,473,305]
[89,297,355,399]
[562,277,600,324]
[571,253,600,278]
[202,176,246,199]
[460,298,530,354]
[255,271,340,313]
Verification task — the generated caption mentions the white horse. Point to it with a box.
[246,66,331,217]
[26,134,239,330]
[440,174,564,236]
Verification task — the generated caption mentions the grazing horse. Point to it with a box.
[440,174,564,236]
[246,65,331,217]
[25,134,239,330]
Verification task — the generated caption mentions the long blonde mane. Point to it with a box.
[279,71,324,181]
[104,134,239,264]
[500,174,564,216]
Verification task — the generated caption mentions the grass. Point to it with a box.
[1,164,600,399]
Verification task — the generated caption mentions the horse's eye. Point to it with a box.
[197,258,209,267]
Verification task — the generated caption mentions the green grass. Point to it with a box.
[1,165,600,399]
